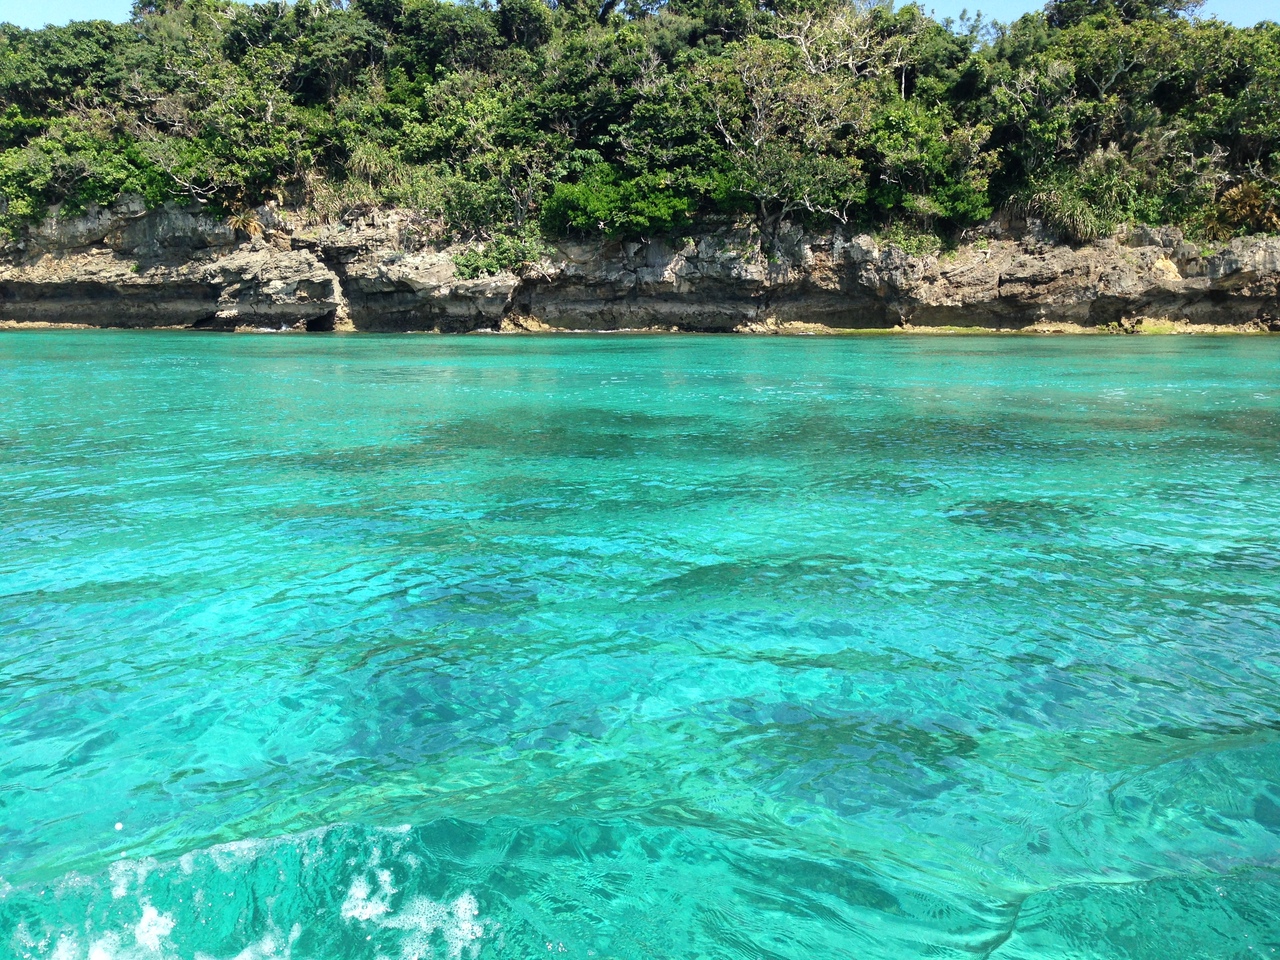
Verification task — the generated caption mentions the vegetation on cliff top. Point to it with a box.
[0,0,1276,254]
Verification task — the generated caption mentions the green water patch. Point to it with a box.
[2,333,1279,958]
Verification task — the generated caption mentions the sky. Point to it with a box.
[0,0,1268,31]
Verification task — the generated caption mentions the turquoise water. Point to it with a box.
[1,331,1279,960]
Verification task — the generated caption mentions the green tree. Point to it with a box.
[499,0,553,48]
[1046,0,1202,28]
[1,0,1276,243]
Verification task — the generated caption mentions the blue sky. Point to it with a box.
[0,0,1267,30]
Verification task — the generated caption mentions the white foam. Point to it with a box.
[341,870,397,922]
[209,838,268,874]
[41,922,298,960]
[195,923,300,960]
[386,896,450,960]
[133,903,174,952]
[15,827,493,960]
[108,859,156,900]
[444,892,485,960]
[87,933,121,960]
[342,883,490,960]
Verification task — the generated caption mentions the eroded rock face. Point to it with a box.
[2,200,342,330]
[2,200,1277,332]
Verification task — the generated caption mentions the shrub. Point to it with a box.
[452,230,550,279]
[540,164,695,239]
[1202,181,1280,238]
[878,224,944,258]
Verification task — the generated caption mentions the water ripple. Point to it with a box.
[1,333,1279,958]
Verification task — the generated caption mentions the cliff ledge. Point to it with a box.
[2,199,1277,333]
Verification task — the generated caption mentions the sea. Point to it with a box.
[1,331,1278,959]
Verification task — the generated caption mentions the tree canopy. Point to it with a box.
[0,0,1276,246]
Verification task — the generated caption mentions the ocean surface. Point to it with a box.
[1,331,1279,960]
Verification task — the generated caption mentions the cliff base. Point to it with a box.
[3,201,1277,334]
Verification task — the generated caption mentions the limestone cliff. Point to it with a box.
[2,198,1277,333]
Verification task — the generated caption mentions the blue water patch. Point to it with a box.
[1,332,1279,958]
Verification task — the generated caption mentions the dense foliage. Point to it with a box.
[1,0,1277,249]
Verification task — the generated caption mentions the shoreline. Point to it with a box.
[4,203,1278,336]
[3,318,1276,336]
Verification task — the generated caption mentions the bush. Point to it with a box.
[0,122,176,233]
[878,224,944,258]
[540,164,695,239]
[1202,181,1280,238]
[452,230,550,279]
[1015,186,1110,244]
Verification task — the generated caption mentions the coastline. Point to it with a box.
[3,201,1277,335]
[4,319,1274,335]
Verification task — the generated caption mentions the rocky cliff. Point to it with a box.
[2,198,1278,333]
